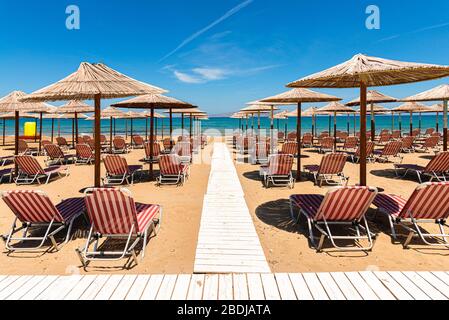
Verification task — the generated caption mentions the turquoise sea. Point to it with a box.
[1,114,444,138]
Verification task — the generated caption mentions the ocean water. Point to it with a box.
[0,114,444,138]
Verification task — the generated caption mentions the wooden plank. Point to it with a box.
[0,276,20,295]
[21,276,59,300]
[247,274,265,300]
[418,272,449,299]
[260,274,281,300]
[203,274,219,300]
[316,273,346,300]
[330,273,362,300]
[233,274,249,300]
[141,275,164,300]
[374,272,413,300]
[110,275,137,300]
[303,273,329,300]
[94,275,124,300]
[171,274,191,300]
[218,274,233,300]
[402,272,446,300]
[187,274,205,300]
[358,272,396,300]
[0,276,32,300]
[64,275,98,300]
[79,275,111,300]
[125,275,150,300]
[345,272,378,300]
[432,271,449,287]
[5,276,46,300]
[156,275,178,300]
[387,272,429,300]
[37,275,83,300]
[274,274,297,300]
[288,274,313,300]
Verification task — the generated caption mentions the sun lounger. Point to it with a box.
[340,136,358,151]
[162,138,174,153]
[44,144,75,165]
[18,140,39,156]
[157,154,189,186]
[304,153,349,187]
[0,168,12,183]
[279,142,298,157]
[132,135,145,149]
[260,154,295,188]
[374,141,404,163]
[414,136,440,153]
[302,135,313,148]
[1,190,85,252]
[173,141,192,164]
[112,137,129,154]
[103,155,142,185]
[317,137,334,153]
[290,186,378,252]
[377,133,392,145]
[250,141,270,165]
[392,130,402,140]
[14,156,69,185]
[76,188,162,267]
[394,151,449,183]
[348,141,375,163]
[56,137,71,150]
[144,141,161,163]
[0,155,14,166]
[75,144,95,165]
[287,132,297,142]
[401,136,416,153]
[373,182,449,248]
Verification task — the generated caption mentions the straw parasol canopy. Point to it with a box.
[273,111,289,119]
[102,106,127,118]
[0,112,37,119]
[346,90,397,106]
[56,100,94,113]
[316,102,356,114]
[355,104,390,114]
[286,53,449,186]
[402,84,449,150]
[57,113,88,119]
[394,102,433,136]
[430,104,444,112]
[240,105,280,113]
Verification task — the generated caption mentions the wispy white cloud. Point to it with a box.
[192,68,228,80]
[173,70,204,84]
[375,21,449,43]
[159,0,254,62]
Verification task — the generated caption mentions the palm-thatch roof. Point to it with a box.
[0,91,56,113]
[0,112,38,119]
[57,113,89,119]
[346,90,397,106]
[56,100,94,113]
[111,94,191,109]
[246,100,293,106]
[141,111,166,118]
[167,108,206,115]
[101,106,127,118]
[21,63,167,102]
[259,88,341,103]
[402,84,449,102]
[355,104,390,114]
[429,104,444,112]
[273,111,289,119]
[287,54,449,88]
[393,102,433,113]
[241,105,280,113]
[230,113,246,119]
[317,102,356,114]
[126,111,147,119]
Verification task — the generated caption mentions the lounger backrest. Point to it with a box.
[402,136,415,148]
[41,140,51,147]
[100,135,107,143]
[392,131,401,139]
[84,188,138,235]
[287,132,297,141]
[113,138,126,150]
[412,129,421,136]
[425,128,435,135]
[44,144,64,159]
[174,142,192,157]
[104,155,128,175]
[56,137,68,146]
[318,153,347,175]
[318,133,329,140]
[144,142,161,158]
[15,156,44,175]
[159,154,182,175]
[378,134,391,143]
[382,141,403,156]
[76,144,93,159]
[18,140,28,153]
[302,135,313,145]
[82,136,91,143]
[343,137,358,149]
[278,132,285,139]
[2,190,63,223]
[267,154,294,175]
[282,142,298,156]
[315,186,377,221]
[399,182,449,219]
[133,135,144,146]
[425,151,449,173]
[321,137,334,149]
[423,136,440,148]
[337,132,348,140]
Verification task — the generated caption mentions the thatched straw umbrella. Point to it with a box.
[274,110,289,133]
[346,90,397,140]
[402,84,449,150]
[101,106,127,151]
[240,104,280,136]
[393,102,432,136]
[260,88,341,179]
[429,104,443,133]
[0,91,55,166]
[316,102,356,150]
[126,111,146,142]
[141,111,166,140]
[230,112,246,131]
[286,53,449,186]
[167,108,206,140]
[354,104,392,133]
[21,62,166,187]
[112,94,192,178]
[0,112,37,146]
[56,100,94,145]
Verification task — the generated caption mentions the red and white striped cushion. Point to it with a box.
[135,203,160,233]
[76,144,93,159]
[281,142,297,155]
[290,194,324,218]
[44,144,64,160]
[267,154,293,175]
[15,156,44,175]
[381,141,402,156]
[318,153,347,175]
[159,155,183,175]
[104,155,128,175]
[426,152,449,173]
[113,138,126,150]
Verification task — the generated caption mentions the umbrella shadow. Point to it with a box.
[255,199,301,234]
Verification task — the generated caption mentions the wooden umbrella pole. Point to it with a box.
[370,102,375,141]
[419,113,422,132]
[399,113,402,137]
[270,106,274,155]
[109,117,113,153]
[39,112,43,154]
[169,108,173,149]
[360,81,368,187]
[161,118,164,139]
[145,117,148,141]
[190,114,193,138]
[353,113,357,136]
[391,112,395,132]
[150,108,155,179]
[51,118,54,143]
[14,111,19,176]
[347,114,350,135]
[444,99,448,151]
[328,114,331,133]
[436,112,440,133]
[155,117,158,141]
[333,112,337,151]
[2,118,5,146]
[125,119,128,140]
[94,94,101,188]
[296,102,302,181]
[75,112,79,144]
[409,112,413,136]
[71,118,74,147]
[130,118,134,142]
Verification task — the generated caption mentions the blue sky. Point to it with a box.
[1,0,449,114]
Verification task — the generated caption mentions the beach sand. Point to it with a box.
[0,135,447,275]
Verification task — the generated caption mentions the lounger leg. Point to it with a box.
[403,231,415,249]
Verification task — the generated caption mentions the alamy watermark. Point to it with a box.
[365,5,380,30]
[66,5,80,30]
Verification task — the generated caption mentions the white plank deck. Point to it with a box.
[1,271,448,300]
[194,142,270,274]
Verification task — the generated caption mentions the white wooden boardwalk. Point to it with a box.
[194,142,270,274]
[1,272,449,300]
